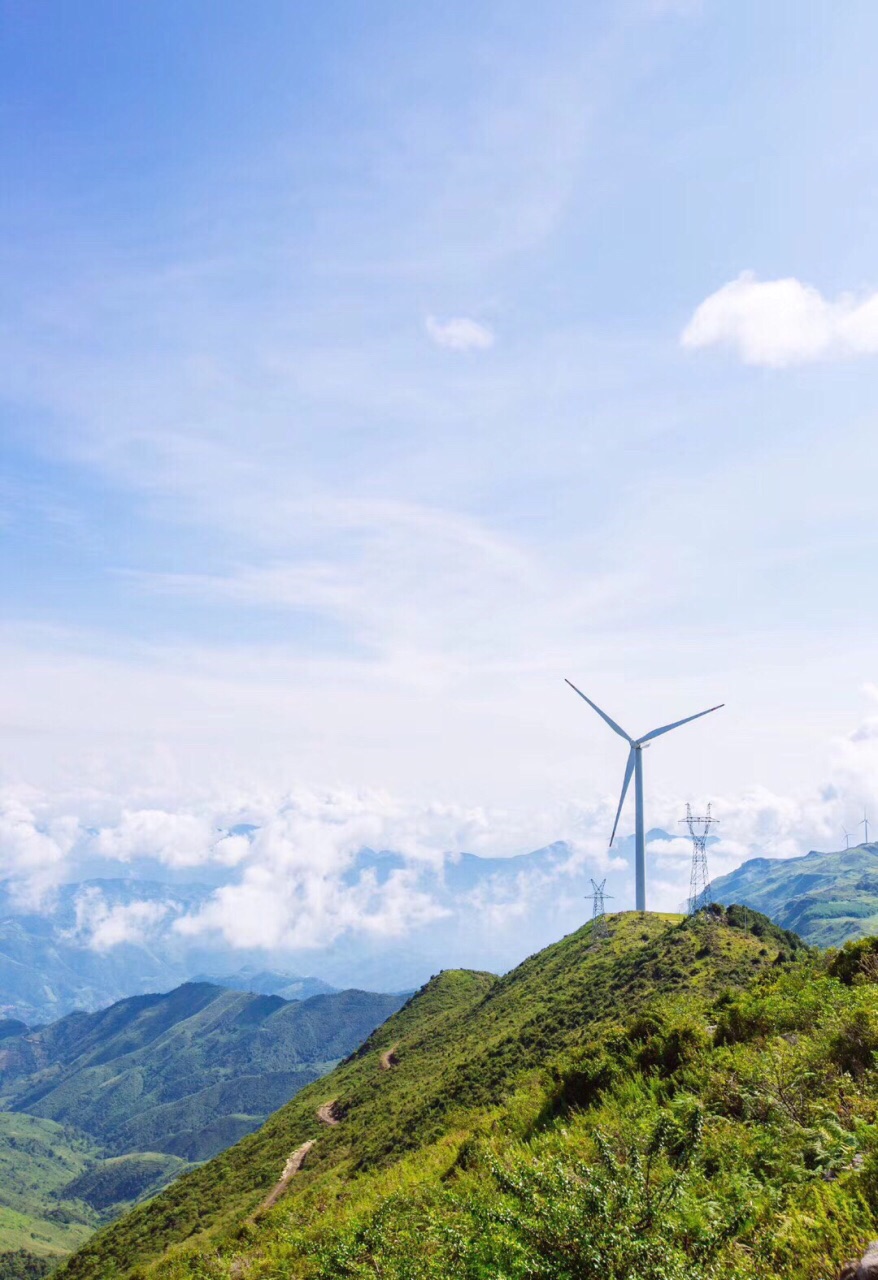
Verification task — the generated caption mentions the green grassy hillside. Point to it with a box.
[1,983,406,1161]
[0,1112,188,1277]
[0,981,405,1277]
[712,842,878,946]
[0,1113,97,1260]
[59,905,878,1280]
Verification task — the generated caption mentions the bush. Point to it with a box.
[0,1252,55,1280]
[829,938,878,986]
[829,1009,878,1078]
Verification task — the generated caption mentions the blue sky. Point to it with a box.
[4,1,878,921]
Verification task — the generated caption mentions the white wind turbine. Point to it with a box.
[566,681,724,912]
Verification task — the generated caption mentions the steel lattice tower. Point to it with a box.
[681,803,716,915]
[588,878,613,939]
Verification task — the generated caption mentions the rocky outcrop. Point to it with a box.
[839,1242,878,1279]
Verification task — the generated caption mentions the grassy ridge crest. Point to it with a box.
[56,907,824,1279]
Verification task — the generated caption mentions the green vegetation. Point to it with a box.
[0,1250,56,1279]
[0,1111,188,1279]
[57,1155,188,1214]
[1,983,405,1161]
[0,982,404,1275]
[0,1112,97,1259]
[712,843,878,946]
[55,905,878,1280]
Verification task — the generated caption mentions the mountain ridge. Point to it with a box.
[0,982,407,1161]
[55,905,822,1280]
[711,841,878,946]
[0,832,679,1023]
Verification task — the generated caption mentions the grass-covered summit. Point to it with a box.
[58,903,878,1280]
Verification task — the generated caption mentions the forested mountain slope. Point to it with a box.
[0,983,405,1278]
[57,905,878,1280]
[0,983,406,1161]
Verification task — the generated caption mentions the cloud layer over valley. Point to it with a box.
[4,690,878,986]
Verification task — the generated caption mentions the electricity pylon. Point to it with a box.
[681,803,716,915]
[588,878,613,939]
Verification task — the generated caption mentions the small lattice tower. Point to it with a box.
[681,803,716,915]
[588,877,613,939]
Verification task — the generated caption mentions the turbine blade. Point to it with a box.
[565,680,632,742]
[638,703,724,744]
[609,747,636,847]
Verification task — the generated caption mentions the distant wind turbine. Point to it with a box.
[566,681,724,912]
[862,810,870,845]
[843,827,851,850]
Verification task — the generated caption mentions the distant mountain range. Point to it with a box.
[190,967,338,1001]
[711,841,878,947]
[6,831,878,1032]
[0,979,405,1268]
[0,879,340,1024]
[1,835,668,1023]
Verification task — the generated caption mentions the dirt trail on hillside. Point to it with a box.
[257,1140,315,1213]
[317,1100,341,1126]
[380,1043,399,1070]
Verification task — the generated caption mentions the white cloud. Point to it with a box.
[681,271,878,367]
[0,784,81,908]
[5,692,878,948]
[175,862,449,951]
[94,809,216,867]
[71,889,172,951]
[425,315,495,351]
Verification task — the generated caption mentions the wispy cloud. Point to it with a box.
[425,315,495,351]
[128,498,639,671]
[682,272,878,367]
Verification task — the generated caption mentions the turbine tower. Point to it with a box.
[566,681,724,912]
[862,810,870,845]
[843,827,851,851]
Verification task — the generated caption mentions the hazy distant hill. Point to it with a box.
[192,967,337,1001]
[0,832,679,1024]
[711,841,878,946]
[0,881,337,1023]
[0,880,214,1024]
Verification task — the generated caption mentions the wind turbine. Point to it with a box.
[843,827,851,851]
[566,681,724,912]
[862,810,870,845]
